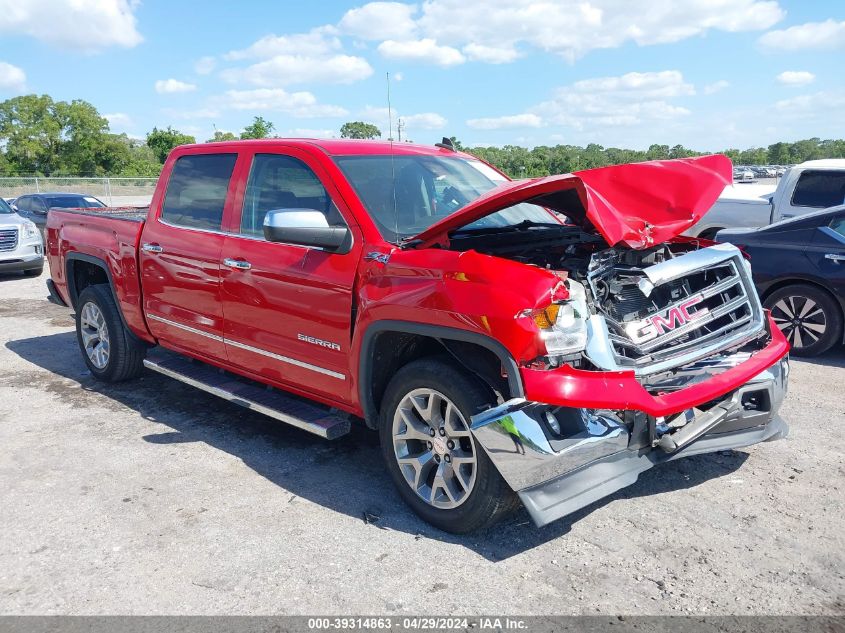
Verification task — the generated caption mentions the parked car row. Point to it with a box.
[733,165,789,181]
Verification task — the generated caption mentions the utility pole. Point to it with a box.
[397,118,405,142]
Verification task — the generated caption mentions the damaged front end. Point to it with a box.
[469,242,790,527]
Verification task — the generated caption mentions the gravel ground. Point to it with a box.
[0,268,843,616]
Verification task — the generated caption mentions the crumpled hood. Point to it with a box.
[410,154,732,249]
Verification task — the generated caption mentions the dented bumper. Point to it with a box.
[470,348,789,527]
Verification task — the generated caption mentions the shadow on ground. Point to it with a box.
[7,331,750,560]
[792,347,845,369]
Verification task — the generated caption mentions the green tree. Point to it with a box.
[55,100,110,174]
[207,130,237,143]
[340,121,381,139]
[240,116,274,139]
[146,126,196,163]
[448,136,464,151]
[0,95,65,174]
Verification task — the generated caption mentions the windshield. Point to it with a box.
[45,196,105,209]
[333,155,556,242]
[0,199,12,214]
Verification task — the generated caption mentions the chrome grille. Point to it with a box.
[0,228,18,252]
[585,244,765,377]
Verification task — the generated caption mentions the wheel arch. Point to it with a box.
[65,253,144,344]
[761,277,845,343]
[358,321,525,428]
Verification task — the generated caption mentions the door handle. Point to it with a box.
[223,258,252,270]
[142,243,163,253]
[825,253,845,263]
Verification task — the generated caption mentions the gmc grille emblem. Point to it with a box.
[625,296,710,345]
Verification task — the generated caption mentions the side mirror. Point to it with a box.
[263,209,350,251]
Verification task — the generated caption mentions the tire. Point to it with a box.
[23,265,43,277]
[764,284,843,356]
[378,357,518,533]
[75,284,146,381]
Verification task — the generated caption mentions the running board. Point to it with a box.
[143,349,351,440]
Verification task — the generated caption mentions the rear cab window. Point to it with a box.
[161,153,237,231]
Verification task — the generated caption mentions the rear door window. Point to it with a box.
[791,171,845,208]
[161,153,237,231]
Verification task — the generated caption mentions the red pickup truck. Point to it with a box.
[45,139,790,533]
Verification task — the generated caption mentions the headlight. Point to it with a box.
[22,221,39,240]
[527,279,589,363]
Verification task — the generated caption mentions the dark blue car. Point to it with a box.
[718,205,845,356]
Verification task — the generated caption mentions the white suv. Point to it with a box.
[0,197,44,277]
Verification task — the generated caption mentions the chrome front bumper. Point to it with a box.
[470,356,789,527]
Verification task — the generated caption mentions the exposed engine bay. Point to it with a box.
[449,226,702,323]
[450,225,767,384]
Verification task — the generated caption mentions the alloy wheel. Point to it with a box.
[771,295,827,350]
[392,388,478,509]
[79,301,110,369]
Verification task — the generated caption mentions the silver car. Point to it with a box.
[0,197,44,276]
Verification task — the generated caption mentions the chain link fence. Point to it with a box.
[0,177,158,206]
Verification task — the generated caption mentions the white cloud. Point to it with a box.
[217,89,348,118]
[339,2,418,40]
[0,61,26,93]
[155,79,197,94]
[532,71,693,128]
[462,43,520,64]
[394,72,404,81]
[402,112,448,130]
[759,19,845,51]
[774,91,845,114]
[412,0,783,63]
[468,70,694,132]
[378,38,465,66]
[104,112,132,130]
[357,106,446,137]
[467,114,543,130]
[194,56,216,75]
[222,54,373,86]
[0,0,142,53]
[225,27,341,60]
[776,71,815,86]
[703,80,730,95]
[288,128,337,138]
[163,108,221,120]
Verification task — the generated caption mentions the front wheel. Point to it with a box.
[765,284,842,356]
[378,357,518,533]
[75,284,147,381]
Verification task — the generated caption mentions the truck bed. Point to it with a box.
[46,206,151,342]
[52,206,149,222]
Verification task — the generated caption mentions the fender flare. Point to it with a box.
[65,252,143,343]
[357,320,525,425]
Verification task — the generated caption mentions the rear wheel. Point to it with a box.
[764,284,842,356]
[75,284,146,381]
[378,357,518,533]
